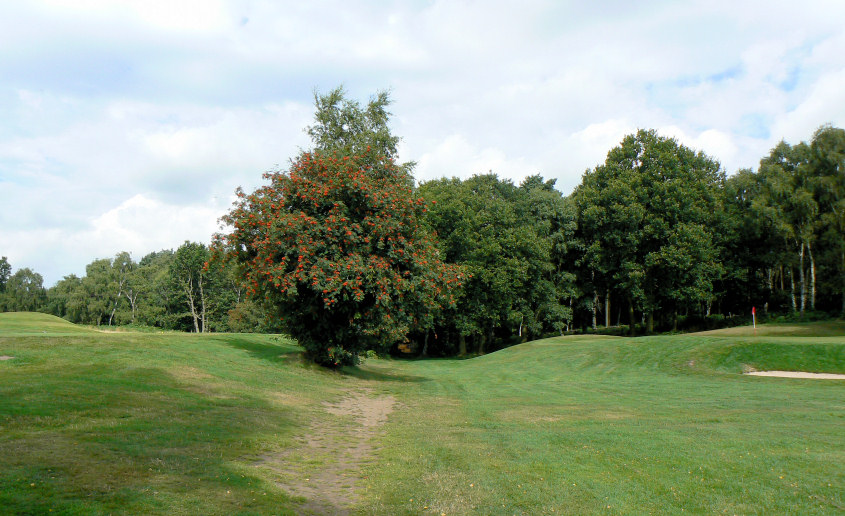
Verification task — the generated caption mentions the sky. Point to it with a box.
[1,0,844,286]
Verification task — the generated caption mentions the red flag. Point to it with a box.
[752,306,756,315]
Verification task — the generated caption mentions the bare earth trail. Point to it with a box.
[258,389,396,515]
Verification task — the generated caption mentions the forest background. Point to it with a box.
[1,89,843,360]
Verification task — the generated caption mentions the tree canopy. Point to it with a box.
[574,129,725,332]
[215,149,462,365]
[3,85,843,363]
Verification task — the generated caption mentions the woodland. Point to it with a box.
[2,88,843,365]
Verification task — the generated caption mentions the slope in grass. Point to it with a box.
[357,325,845,514]
[0,312,100,336]
[1,316,843,514]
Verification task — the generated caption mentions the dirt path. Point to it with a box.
[744,371,845,379]
[259,389,396,514]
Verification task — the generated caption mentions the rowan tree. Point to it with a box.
[214,148,463,366]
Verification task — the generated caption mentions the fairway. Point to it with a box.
[1,313,843,514]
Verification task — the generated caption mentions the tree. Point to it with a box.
[418,174,575,353]
[574,129,725,332]
[808,125,845,315]
[106,252,136,326]
[215,148,462,365]
[756,140,818,315]
[0,257,10,294]
[721,168,782,316]
[2,268,47,312]
[172,242,211,333]
[306,86,414,178]
[135,250,178,329]
[80,258,114,325]
[45,274,86,322]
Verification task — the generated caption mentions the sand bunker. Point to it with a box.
[744,371,845,379]
[0,356,14,360]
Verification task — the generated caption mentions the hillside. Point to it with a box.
[0,317,842,514]
[0,312,101,336]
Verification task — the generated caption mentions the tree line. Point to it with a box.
[0,246,279,333]
[2,88,842,365]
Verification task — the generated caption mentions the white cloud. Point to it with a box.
[36,0,232,33]
[771,68,845,143]
[0,193,230,284]
[1,0,844,284]
[83,193,225,251]
[415,134,540,185]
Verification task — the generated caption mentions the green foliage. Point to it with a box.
[43,248,250,333]
[0,256,10,293]
[1,268,47,312]
[11,118,845,345]
[216,149,463,366]
[171,241,211,333]
[226,298,279,333]
[725,126,845,318]
[307,85,414,179]
[574,129,725,331]
[419,174,577,353]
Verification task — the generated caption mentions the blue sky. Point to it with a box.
[1,0,844,285]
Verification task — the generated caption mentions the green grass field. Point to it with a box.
[1,312,843,514]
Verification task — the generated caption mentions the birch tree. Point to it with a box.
[172,242,210,333]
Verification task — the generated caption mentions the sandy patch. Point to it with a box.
[258,389,396,514]
[0,355,14,360]
[744,371,845,379]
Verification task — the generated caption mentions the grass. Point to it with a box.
[0,312,843,514]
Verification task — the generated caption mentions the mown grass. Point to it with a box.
[0,312,843,514]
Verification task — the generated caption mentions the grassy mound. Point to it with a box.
[0,317,842,514]
[0,312,100,336]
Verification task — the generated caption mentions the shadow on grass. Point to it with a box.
[0,362,302,514]
[222,335,305,365]
[340,364,430,383]
[221,335,431,383]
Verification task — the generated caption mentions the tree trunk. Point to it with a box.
[628,299,635,336]
[672,310,678,332]
[798,241,806,315]
[647,312,654,334]
[199,276,206,333]
[186,277,200,333]
[591,289,598,330]
[421,330,429,357]
[808,240,816,311]
[127,290,138,323]
[459,334,467,356]
[764,268,773,315]
[789,267,797,313]
[605,290,610,328]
